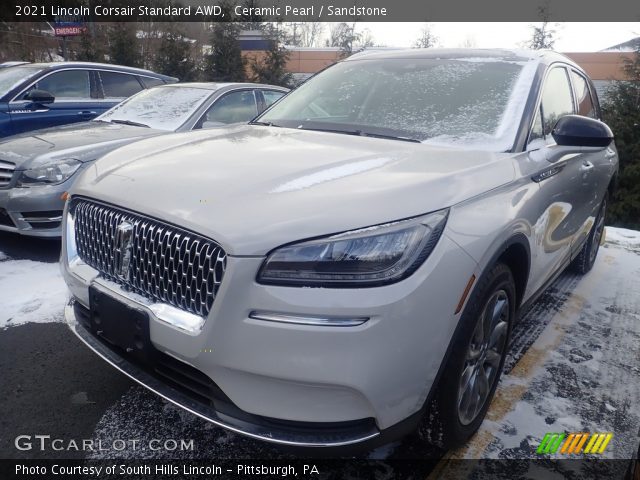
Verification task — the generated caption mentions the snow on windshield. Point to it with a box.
[423,59,538,150]
[261,56,538,151]
[98,86,213,131]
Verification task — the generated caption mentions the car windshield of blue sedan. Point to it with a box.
[0,66,43,97]
[258,56,537,151]
[97,86,213,131]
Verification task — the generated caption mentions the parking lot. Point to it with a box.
[1,228,639,473]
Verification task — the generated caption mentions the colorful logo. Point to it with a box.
[537,432,613,455]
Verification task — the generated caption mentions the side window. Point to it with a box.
[529,105,544,143]
[100,71,143,98]
[570,71,596,119]
[262,90,285,108]
[197,91,258,127]
[540,67,575,137]
[140,77,164,89]
[33,70,91,99]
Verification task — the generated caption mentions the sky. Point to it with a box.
[354,23,640,51]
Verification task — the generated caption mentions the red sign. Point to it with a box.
[54,26,87,37]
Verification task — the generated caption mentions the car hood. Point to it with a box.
[0,122,164,169]
[72,125,517,255]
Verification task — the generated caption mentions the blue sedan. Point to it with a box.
[0,62,176,137]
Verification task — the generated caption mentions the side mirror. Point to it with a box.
[552,115,613,148]
[24,89,55,104]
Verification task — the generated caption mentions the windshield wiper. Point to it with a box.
[249,120,281,127]
[296,125,420,143]
[109,119,151,128]
[358,131,421,143]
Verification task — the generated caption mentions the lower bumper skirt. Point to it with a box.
[65,299,381,448]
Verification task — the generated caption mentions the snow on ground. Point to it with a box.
[0,258,66,329]
[605,226,640,251]
[434,229,640,477]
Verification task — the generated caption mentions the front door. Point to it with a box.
[8,69,102,135]
[526,65,586,294]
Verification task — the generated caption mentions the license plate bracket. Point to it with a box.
[88,286,156,365]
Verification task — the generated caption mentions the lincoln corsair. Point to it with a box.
[61,49,617,449]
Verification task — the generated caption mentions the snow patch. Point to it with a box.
[605,226,640,251]
[0,259,67,329]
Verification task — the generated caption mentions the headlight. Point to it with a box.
[258,209,448,287]
[16,159,82,186]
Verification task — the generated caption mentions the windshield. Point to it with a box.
[97,86,213,131]
[0,66,43,97]
[258,56,536,150]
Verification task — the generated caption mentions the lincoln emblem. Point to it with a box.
[113,221,134,280]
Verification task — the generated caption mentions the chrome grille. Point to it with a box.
[73,199,226,317]
[0,160,15,188]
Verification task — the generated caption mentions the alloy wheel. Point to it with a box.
[457,289,510,426]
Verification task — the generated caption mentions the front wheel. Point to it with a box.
[420,263,515,448]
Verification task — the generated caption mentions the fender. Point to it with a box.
[416,233,531,417]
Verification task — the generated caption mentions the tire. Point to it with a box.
[571,195,607,275]
[420,262,516,449]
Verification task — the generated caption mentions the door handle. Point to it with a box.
[78,111,97,116]
[579,161,594,172]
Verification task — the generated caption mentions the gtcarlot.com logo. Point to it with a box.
[537,432,613,455]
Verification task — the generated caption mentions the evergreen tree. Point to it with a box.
[248,25,292,87]
[204,20,245,82]
[601,45,640,229]
[154,27,198,81]
[74,25,105,63]
[108,23,141,67]
[525,6,557,50]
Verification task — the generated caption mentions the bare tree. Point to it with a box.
[327,22,358,55]
[413,23,438,49]
[283,22,324,47]
[326,23,378,55]
[300,22,324,47]
[357,28,375,50]
[459,35,477,48]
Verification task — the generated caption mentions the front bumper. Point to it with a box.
[62,228,478,446]
[66,299,380,447]
[0,183,67,237]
